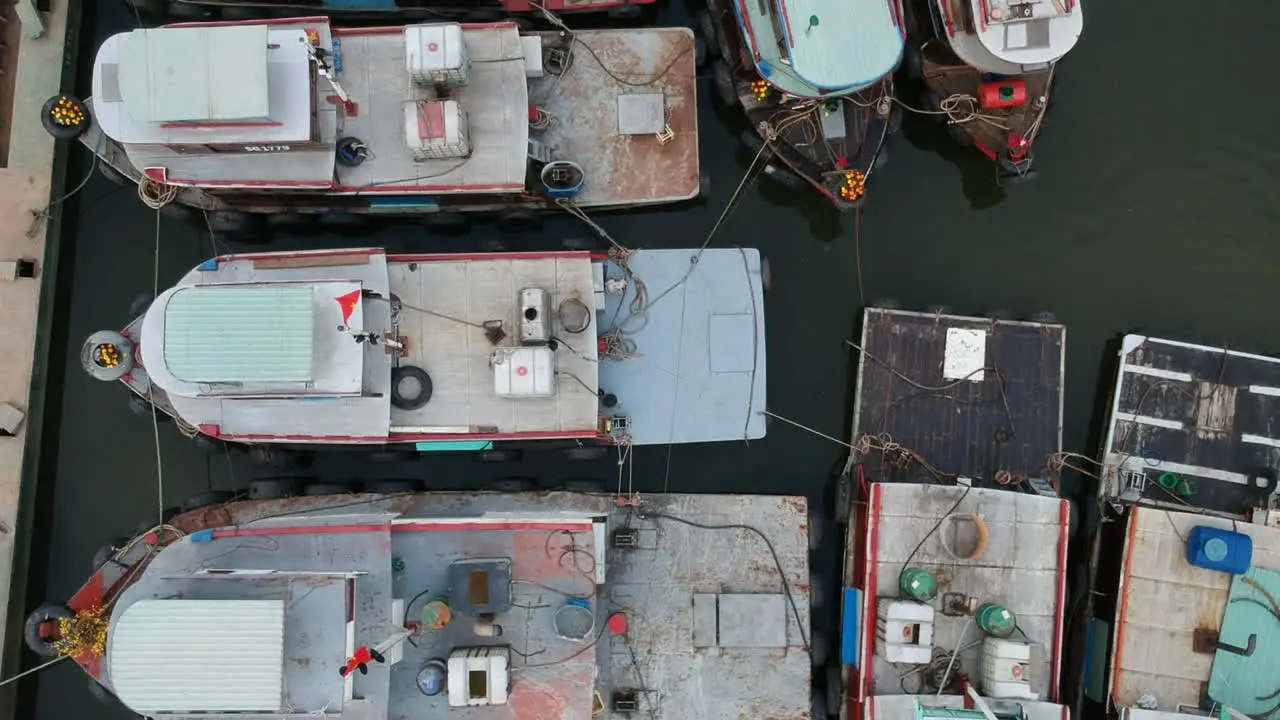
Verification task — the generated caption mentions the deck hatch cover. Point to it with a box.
[109,599,285,713]
[692,593,787,648]
[118,26,271,123]
[163,285,316,384]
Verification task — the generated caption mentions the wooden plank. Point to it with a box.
[251,254,373,270]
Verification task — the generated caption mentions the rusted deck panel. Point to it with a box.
[921,48,1052,154]
[848,308,1065,492]
[533,28,700,207]
[56,492,812,719]
[1100,335,1280,517]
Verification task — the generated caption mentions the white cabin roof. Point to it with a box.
[968,0,1083,65]
[109,599,286,714]
[140,282,367,398]
[92,24,317,146]
[777,0,903,89]
[118,26,271,123]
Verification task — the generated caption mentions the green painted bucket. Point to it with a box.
[976,603,1016,637]
[899,568,939,602]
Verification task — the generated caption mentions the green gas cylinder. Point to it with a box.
[976,603,1016,637]
[899,568,939,602]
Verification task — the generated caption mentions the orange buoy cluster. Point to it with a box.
[48,96,85,128]
[93,343,122,369]
[750,79,770,102]
[839,170,866,202]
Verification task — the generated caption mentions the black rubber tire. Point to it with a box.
[809,571,825,611]
[304,482,356,497]
[713,61,737,106]
[762,164,808,192]
[809,632,828,668]
[988,308,1013,321]
[92,537,130,570]
[760,257,771,292]
[248,477,302,500]
[699,173,712,199]
[390,366,433,411]
[808,509,825,552]
[41,96,90,140]
[318,213,373,234]
[164,0,208,19]
[833,472,853,525]
[606,2,642,20]
[128,293,154,318]
[266,213,318,234]
[367,449,419,463]
[127,393,168,421]
[825,666,843,716]
[492,477,538,492]
[462,9,501,21]
[181,490,235,512]
[249,445,313,469]
[218,5,261,19]
[25,603,72,658]
[564,445,608,462]
[694,33,707,69]
[132,507,179,536]
[1029,311,1059,324]
[424,212,469,236]
[99,162,130,187]
[192,433,224,454]
[560,478,607,492]
[87,677,118,704]
[872,298,903,310]
[561,237,599,251]
[496,208,543,233]
[477,449,523,463]
[370,478,422,494]
[697,10,719,51]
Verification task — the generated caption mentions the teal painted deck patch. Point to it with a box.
[1208,568,1280,713]
[414,440,494,452]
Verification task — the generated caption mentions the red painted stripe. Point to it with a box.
[163,15,330,28]
[332,182,527,194]
[203,427,601,443]
[1110,507,1141,703]
[776,0,795,48]
[393,522,595,533]
[860,483,881,702]
[214,524,390,538]
[1051,498,1069,701]
[387,250,592,263]
[214,248,381,263]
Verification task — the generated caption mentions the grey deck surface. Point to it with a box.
[849,309,1065,492]
[99,492,811,719]
[597,249,768,445]
[862,484,1069,703]
[1101,334,1280,517]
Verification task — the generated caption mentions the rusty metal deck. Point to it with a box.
[59,492,813,719]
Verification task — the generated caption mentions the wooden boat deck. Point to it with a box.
[920,44,1053,155]
[847,307,1065,492]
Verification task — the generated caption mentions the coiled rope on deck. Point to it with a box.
[138,177,179,210]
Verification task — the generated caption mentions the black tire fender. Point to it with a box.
[390,366,433,411]
[25,603,72,658]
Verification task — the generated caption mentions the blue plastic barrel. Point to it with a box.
[1185,525,1252,575]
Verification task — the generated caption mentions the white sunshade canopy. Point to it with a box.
[109,599,285,714]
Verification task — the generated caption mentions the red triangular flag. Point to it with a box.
[335,290,361,326]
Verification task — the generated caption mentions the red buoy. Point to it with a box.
[979,79,1028,110]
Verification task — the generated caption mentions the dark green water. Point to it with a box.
[18,0,1280,716]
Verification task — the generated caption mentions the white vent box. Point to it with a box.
[405,23,471,86]
[404,100,471,161]
[492,346,555,398]
[447,646,510,707]
[981,637,1037,699]
[520,35,544,77]
[519,287,551,344]
[875,599,935,664]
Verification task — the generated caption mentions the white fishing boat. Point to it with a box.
[81,247,768,464]
[25,490,818,719]
[901,0,1083,182]
[42,17,701,239]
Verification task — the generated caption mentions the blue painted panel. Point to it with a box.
[332,38,344,74]
[197,258,219,271]
[368,196,440,212]
[324,0,396,10]
[841,587,862,666]
[414,440,495,452]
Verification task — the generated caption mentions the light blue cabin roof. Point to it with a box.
[776,0,904,89]
[162,285,315,383]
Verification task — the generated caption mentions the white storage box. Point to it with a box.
[404,100,471,161]
[492,346,555,398]
[405,23,471,86]
[980,637,1037,699]
[447,646,510,707]
[875,598,934,665]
